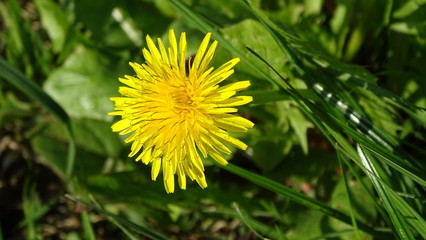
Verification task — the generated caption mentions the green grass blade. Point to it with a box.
[89,195,140,240]
[232,202,267,239]
[337,147,391,225]
[214,162,388,238]
[167,0,286,89]
[337,152,361,240]
[357,145,415,240]
[66,194,170,240]
[241,0,425,186]
[0,58,69,124]
[0,58,76,178]
[241,0,424,113]
[387,191,426,239]
[245,89,317,104]
[246,47,426,187]
[81,211,96,240]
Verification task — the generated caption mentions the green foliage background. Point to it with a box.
[1,0,425,239]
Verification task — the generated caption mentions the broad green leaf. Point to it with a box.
[32,134,103,179]
[34,0,69,52]
[40,117,124,158]
[393,0,426,19]
[0,57,76,177]
[0,58,69,125]
[167,0,287,89]
[118,0,172,39]
[73,0,117,41]
[329,167,375,240]
[43,45,127,120]
[220,19,291,85]
[287,106,313,154]
[390,22,426,36]
[286,209,324,240]
[252,140,288,172]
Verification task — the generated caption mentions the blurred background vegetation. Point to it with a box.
[0,0,425,239]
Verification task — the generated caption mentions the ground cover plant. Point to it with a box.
[0,0,425,239]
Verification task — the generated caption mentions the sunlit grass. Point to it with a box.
[0,0,425,239]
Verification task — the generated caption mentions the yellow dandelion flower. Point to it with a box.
[109,29,254,193]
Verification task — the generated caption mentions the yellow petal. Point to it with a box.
[111,119,131,132]
[157,38,169,64]
[191,32,211,73]
[177,164,186,190]
[216,114,255,128]
[146,34,162,63]
[195,174,207,189]
[209,150,228,165]
[215,96,253,107]
[163,162,175,193]
[168,29,178,66]
[198,40,217,73]
[178,32,187,75]
[151,158,161,180]
[205,107,238,114]
[129,141,143,157]
[217,80,251,92]
[210,130,248,150]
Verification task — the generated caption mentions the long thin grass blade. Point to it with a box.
[337,152,361,240]
[0,58,76,178]
[65,194,170,240]
[357,145,414,240]
[246,47,426,187]
[0,58,69,124]
[214,162,388,239]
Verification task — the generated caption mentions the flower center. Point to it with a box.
[168,86,203,116]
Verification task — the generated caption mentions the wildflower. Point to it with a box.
[109,29,254,193]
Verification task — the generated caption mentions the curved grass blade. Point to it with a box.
[337,147,391,225]
[0,58,76,178]
[241,0,425,113]
[387,190,426,239]
[328,124,425,238]
[357,145,414,240]
[241,0,425,183]
[66,194,170,240]
[0,58,69,124]
[89,195,140,240]
[245,89,317,104]
[167,0,286,89]
[312,83,425,178]
[232,202,266,239]
[213,162,389,239]
[246,46,426,238]
[241,0,426,180]
[246,47,426,187]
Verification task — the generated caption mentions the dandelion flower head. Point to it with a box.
[109,29,254,193]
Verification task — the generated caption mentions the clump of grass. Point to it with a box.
[0,0,425,239]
